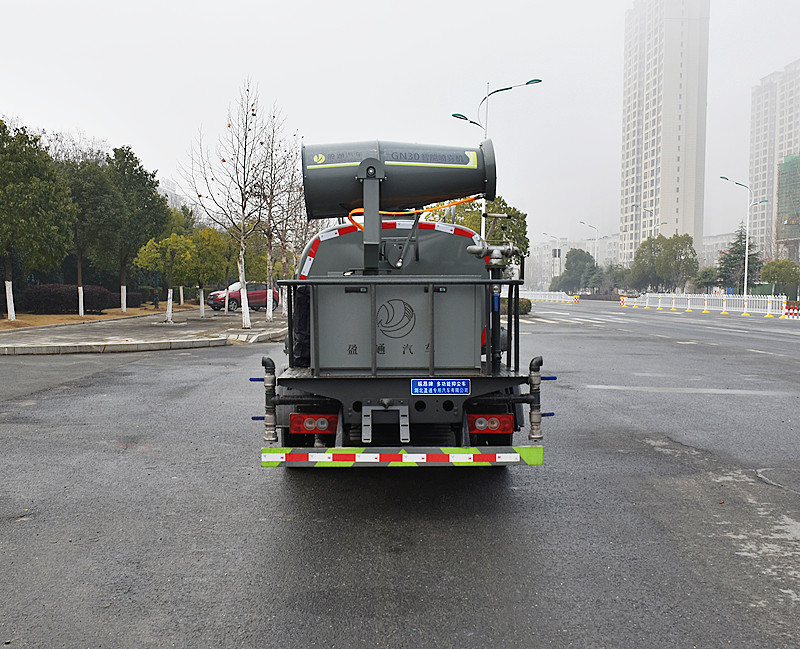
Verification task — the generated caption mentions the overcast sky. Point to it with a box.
[3,0,800,247]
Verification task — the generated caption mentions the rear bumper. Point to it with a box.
[260,446,542,467]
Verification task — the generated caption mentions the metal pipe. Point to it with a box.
[279,277,524,287]
[287,285,294,368]
[528,356,543,441]
[428,283,435,377]
[396,212,422,268]
[370,285,377,377]
[262,356,278,443]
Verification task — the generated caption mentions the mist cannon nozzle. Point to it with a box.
[301,139,496,219]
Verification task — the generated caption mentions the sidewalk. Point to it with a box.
[0,308,288,355]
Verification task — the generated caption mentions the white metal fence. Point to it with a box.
[625,293,788,317]
[522,291,578,304]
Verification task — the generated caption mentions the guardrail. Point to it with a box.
[523,291,579,304]
[620,293,788,317]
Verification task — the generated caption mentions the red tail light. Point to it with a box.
[290,413,338,434]
[467,413,514,434]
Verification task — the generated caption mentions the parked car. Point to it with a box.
[207,281,279,311]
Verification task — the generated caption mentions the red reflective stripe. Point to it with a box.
[337,225,358,236]
[473,454,496,462]
[308,239,320,257]
[418,222,435,230]
[426,454,450,463]
[381,453,403,463]
[286,453,309,462]
[331,454,356,462]
[453,226,474,238]
[382,221,397,229]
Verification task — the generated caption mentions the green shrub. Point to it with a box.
[180,286,198,301]
[117,292,142,308]
[18,284,118,314]
[138,285,156,303]
[500,297,531,315]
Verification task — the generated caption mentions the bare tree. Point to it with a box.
[251,111,296,321]
[44,130,109,164]
[184,81,287,329]
[269,134,332,280]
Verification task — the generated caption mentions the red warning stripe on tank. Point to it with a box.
[299,221,481,279]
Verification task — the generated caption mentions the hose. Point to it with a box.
[346,195,480,231]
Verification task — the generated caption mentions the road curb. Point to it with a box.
[0,337,232,356]
[226,327,288,344]
[0,308,201,334]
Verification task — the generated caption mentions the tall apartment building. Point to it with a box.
[618,0,710,266]
[750,58,800,261]
[776,154,800,263]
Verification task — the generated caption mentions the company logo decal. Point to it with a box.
[312,153,326,164]
[377,299,416,338]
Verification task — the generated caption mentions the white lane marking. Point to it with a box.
[585,385,790,396]
[747,349,778,356]
[521,317,561,324]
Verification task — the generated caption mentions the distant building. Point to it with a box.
[776,154,800,263]
[750,59,800,261]
[701,232,735,268]
[526,241,567,291]
[158,176,184,210]
[618,0,710,266]
[525,234,620,290]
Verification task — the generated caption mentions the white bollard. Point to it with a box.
[165,289,173,323]
[4,280,16,321]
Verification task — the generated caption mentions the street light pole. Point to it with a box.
[720,176,768,300]
[633,203,655,238]
[452,78,542,240]
[579,220,599,265]
[452,78,543,139]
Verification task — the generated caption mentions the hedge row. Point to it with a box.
[15,284,142,313]
[499,297,532,315]
[138,286,200,303]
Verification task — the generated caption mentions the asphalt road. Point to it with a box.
[1,301,799,648]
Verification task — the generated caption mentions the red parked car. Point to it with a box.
[207,281,279,312]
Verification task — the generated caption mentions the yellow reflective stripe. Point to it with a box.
[309,151,478,171]
[307,162,360,169]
